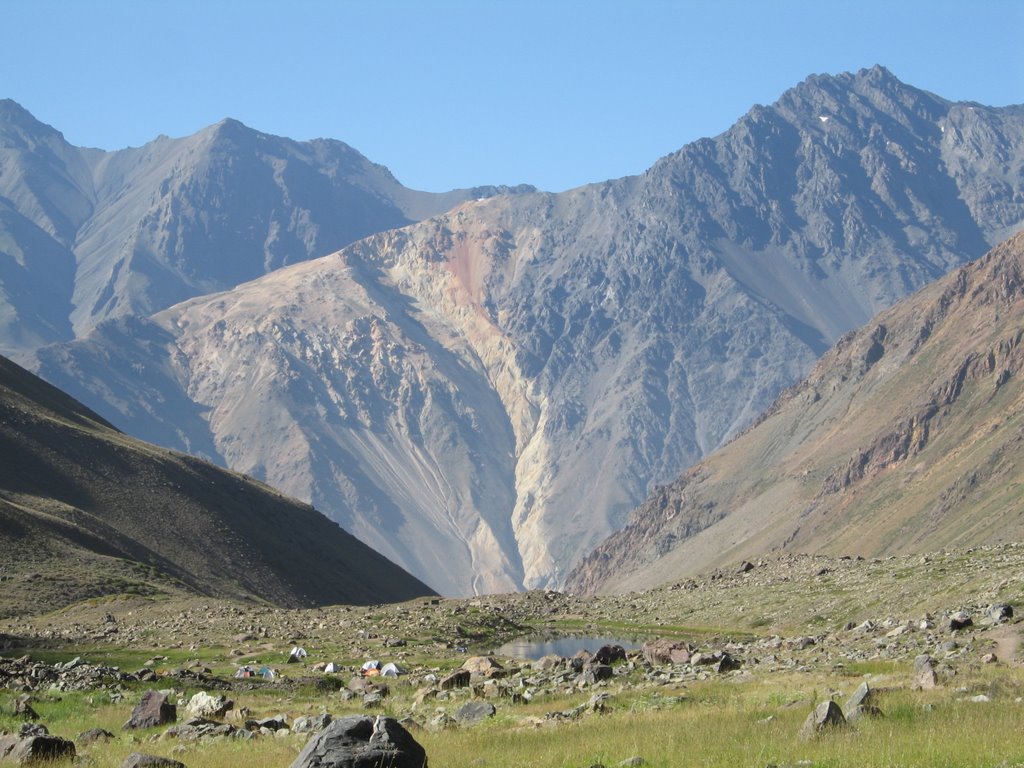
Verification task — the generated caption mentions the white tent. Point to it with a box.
[380,662,406,677]
[324,662,339,674]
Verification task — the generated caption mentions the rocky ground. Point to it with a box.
[0,545,1022,766]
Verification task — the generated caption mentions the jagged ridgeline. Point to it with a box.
[0,353,435,616]
[567,231,1024,594]
[11,67,1024,595]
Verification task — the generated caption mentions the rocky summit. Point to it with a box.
[567,230,1024,594]
[32,68,1024,595]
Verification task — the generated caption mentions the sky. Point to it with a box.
[4,0,1023,193]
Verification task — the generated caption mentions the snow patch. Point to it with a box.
[818,115,830,123]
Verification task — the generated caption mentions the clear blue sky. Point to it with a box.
[5,0,1022,193]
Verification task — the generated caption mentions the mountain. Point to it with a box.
[566,231,1024,594]
[0,352,434,617]
[0,98,532,363]
[32,67,1024,595]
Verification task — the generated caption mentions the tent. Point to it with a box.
[288,646,308,663]
[258,666,276,680]
[324,662,339,674]
[380,662,406,677]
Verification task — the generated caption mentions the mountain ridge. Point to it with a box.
[27,67,1024,594]
[566,230,1024,594]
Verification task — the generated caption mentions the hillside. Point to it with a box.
[0,353,434,617]
[35,67,1024,595]
[0,99,531,363]
[567,231,1024,594]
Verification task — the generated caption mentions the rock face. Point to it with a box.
[0,98,531,364]
[289,715,427,768]
[567,232,1024,594]
[32,68,1024,594]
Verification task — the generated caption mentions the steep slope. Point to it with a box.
[0,353,434,617]
[0,99,531,362]
[36,68,1024,594]
[567,231,1024,594]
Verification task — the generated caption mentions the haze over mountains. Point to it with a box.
[567,231,1024,594]
[5,67,1024,595]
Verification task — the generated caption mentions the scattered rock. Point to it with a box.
[589,645,626,665]
[454,701,496,726]
[77,728,115,746]
[800,700,846,739]
[461,656,504,679]
[439,669,471,690]
[987,604,1013,624]
[293,714,333,733]
[949,611,973,631]
[912,655,938,690]
[124,690,177,730]
[12,694,38,721]
[0,731,76,764]
[289,715,427,768]
[184,691,233,720]
[120,753,188,768]
[641,638,691,666]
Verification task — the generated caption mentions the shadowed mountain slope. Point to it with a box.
[33,68,1024,594]
[567,231,1024,594]
[0,353,434,616]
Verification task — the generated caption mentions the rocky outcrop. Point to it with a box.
[35,69,1024,594]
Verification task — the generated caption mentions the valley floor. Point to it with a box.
[2,545,1024,767]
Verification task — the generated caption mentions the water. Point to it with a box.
[495,634,646,661]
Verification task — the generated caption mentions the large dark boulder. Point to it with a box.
[290,715,427,768]
[120,754,188,768]
[123,690,177,730]
[0,732,76,764]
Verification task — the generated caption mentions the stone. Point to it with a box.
[12,694,38,721]
[589,645,626,665]
[124,690,177,730]
[949,611,973,631]
[738,560,755,573]
[912,655,938,690]
[641,638,691,666]
[289,715,427,768]
[0,732,76,764]
[800,700,846,739]
[184,691,233,720]
[981,653,998,664]
[77,728,115,746]
[845,682,873,712]
[618,758,646,767]
[439,669,471,690]
[988,604,1014,624]
[461,656,504,679]
[120,753,188,768]
[454,701,496,726]
[293,714,333,733]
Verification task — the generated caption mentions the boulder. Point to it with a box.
[12,694,38,721]
[589,645,626,665]
[293,714,333,733]
[439,669,471,690]
[289,715,427,768]
[120,753,188,768]
[912,655,938,690]
[77,728,115,746]
[641,638,691,666]
[0,732,76,764]
[124,690,176,730]
[184,691,233,720]
[454,701,496,726]
[800,700,846,739]
[988,604,1014,624]
[461,656,504,679]
[949,611,973,631]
